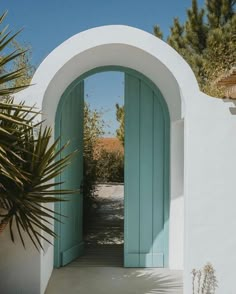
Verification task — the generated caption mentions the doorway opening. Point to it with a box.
[82,71,125,267]
[54,66,170,269]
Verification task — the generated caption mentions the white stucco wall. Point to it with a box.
[169,120,184,269]
[40,244,54,293]
[0,223,40,293]
[184,93,236,294]
[2,25,235,294]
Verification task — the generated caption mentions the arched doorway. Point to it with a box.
[54,66,170,268]
[16,25,193,292]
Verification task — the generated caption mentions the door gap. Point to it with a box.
[81,71,125,267]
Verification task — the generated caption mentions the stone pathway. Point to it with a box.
[84,183,124,246]
[74,183,124,267]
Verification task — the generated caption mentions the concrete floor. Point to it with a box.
[45,267,183,294]
[47,186,183,293]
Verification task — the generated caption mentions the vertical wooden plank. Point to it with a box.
[124,74,140,267]
[76,81,84,247]
[60,94,71,252]
[139,81,154,267]
[58,82,84,266]
[54,115,62,268]
[152,94,165,267]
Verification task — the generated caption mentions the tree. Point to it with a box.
[166,18,185,51]
[204,13,236,96]
[206,0,235,28]
[95,149,124,183]
[115,103,124,146]
[185,0,207,54]
[83,102,105,224]
[0,14,29,98]
[11,40,35,87]
[116,1,235,140]
[154,0,236,97]
[153,25,163,39]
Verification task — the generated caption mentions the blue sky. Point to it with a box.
[1,0,205,135]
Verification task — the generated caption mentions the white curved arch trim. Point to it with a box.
[17,25,199,123]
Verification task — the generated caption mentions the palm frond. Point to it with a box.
[0,11,77,250]
[0,121,78,249]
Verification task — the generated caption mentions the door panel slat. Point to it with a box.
[124,75,169,268]
[56,82,84,266]
[124,74,140,267]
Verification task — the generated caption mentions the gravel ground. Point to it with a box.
[84,184,124,245]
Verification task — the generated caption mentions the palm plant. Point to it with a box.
[0,12,29,96]
[0,101,76,249]
[0,11,77,249]
[0,10,31,186]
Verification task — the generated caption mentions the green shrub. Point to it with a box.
[83,103,104,228]
[96,149,124,183]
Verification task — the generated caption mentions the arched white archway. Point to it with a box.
[3,24,235,294]
[15,25,205,294]
[20,25,199,124]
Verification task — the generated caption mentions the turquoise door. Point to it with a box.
[124,73,170,267]
[54,67,169,268]
[54,81,84,267]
